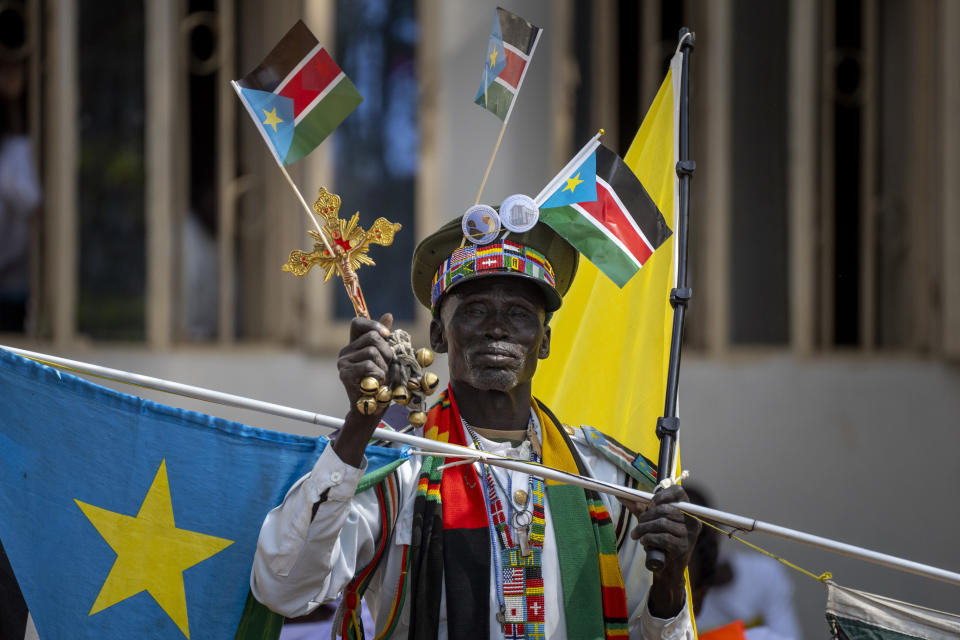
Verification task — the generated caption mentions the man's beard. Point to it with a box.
[466,366,520,391]
[461,341,529,392]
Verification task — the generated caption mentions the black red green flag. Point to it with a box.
[540,145,673,287]
[474,7,542,122]
[232,21,362,166]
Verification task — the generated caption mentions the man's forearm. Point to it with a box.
[332,409,382,467]
[646,571,687,619]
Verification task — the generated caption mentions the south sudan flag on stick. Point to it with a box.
[540,145,673,287]
[232,21,362,167]
[474,7,542,122]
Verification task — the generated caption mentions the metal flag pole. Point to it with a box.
[4,344,960,588]
[645,27,696,572]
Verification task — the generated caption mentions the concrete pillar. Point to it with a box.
[44,0,78,346]
[788,0,819,355]
[940,0,960,358]
[702,0,732,355]
[145,0,180,349]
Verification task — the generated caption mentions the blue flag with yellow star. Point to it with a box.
[477,10,507,97]
[239,88,295,164]
[539,149,598,209]
[473,8,542,122]
[0,349,407,639]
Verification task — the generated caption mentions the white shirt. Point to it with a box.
[251,412,694,639]
[696,551,801,639]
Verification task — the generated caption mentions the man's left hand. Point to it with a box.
[621,485,700,619]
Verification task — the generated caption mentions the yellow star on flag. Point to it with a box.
[489,48,499,68]
[563,171,584,193]
[75,460,233,638]
[262,107,284,133]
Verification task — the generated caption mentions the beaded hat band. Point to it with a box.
[430,240,556,311]
[411,217,577,314]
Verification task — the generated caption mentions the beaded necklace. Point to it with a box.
[463,417,548,640]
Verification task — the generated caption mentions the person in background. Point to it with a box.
[685,484,802,640]
[0,15,40,634]
[0,52,40,333]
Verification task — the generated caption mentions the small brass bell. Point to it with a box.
[408,411,427,427]
[392,385,410,405]
[359,376,380,396]
[406,377,421,391]
[375,385,393,406]
[356,396,379,416]
[415,347,434,368]
[420,371,439,395]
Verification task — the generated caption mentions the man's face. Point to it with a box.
[431,277,550,393]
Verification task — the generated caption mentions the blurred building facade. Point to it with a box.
[1,0,959,637]
[2,0,958,356]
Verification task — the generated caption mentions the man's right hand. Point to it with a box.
[332,313,394,467]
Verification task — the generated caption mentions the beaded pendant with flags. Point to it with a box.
[474,7,542,122]
[540,145,673,288]
[232,20,362,167]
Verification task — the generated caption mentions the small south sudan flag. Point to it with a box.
[474,7,542,122]
[541,145,673,287]
[825,581,960,639]
[232,20,362,166]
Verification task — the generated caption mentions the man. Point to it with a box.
[252,217,700,638]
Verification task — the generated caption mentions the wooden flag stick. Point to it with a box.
[473,17,541,206]
[279,165,335,255]
[231,81,376,319]
[277,165,371,318]
[474,120,508,205]
[230,79,338,264]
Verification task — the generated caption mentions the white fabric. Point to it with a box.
[278,621,332,640]
[696,551,801,639]
[23,613,38,640]
[278,599,375,640]
[744,627,793,640]
[825,580,960,639]
[252,413,693,639]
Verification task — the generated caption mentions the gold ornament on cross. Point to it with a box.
[282,187,401,318]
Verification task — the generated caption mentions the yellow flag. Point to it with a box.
[533,52,681,466]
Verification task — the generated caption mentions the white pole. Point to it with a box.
[4,345,960,588]
[2,345,345,431]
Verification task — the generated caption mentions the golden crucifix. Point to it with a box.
[282,188,401,318]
